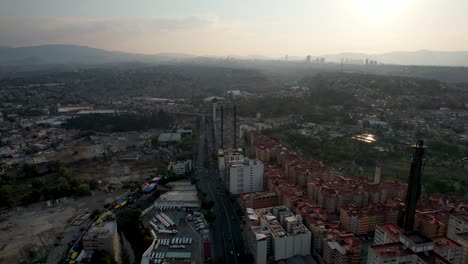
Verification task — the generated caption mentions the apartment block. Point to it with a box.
[218,148,244,172]
[448,212,468,238]
[374,223,404,246]
[447,213,468,264]
[239,192,279,209]
[369,231,463,264]
[225,158,263,194]
[414,210,450,238]
[246,206,311,264]
[323,233,361,264]
[340,204,399,235]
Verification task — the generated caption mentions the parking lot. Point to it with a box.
[143,208,208,263]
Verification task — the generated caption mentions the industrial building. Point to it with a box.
[153,181,200,208]
[225,158,263,194]
[246,206,311,264]
[157,133,182,147]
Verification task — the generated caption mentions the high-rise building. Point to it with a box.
[218,148,244,172]
[306,55,311,63]
[212,101,238,149]
[225,158,263,194]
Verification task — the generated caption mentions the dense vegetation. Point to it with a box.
[0,176,16,208]
[280,131,376,166]
[269,128,467,197]
[64,111,173,132]
[21,165,95,205]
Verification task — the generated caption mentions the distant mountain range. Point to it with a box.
[1,44,468,67]
[0,45,195,65]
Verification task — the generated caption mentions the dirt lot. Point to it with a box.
[0,190,127,264]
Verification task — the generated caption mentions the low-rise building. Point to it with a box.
[171,159,192,175]
[158,133,181,147]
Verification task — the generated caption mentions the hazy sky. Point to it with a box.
[1,0,467,57]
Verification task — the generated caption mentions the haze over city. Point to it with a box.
[1,0,468,56]
[1,1,468,264]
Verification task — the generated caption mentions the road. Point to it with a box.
[196,114,247,264]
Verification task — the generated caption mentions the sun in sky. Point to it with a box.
[352,0,410,22]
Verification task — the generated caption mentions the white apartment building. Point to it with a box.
[246,206,311,264]
[226,158,263,194]
[218,148,244,172]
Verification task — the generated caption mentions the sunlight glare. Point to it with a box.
[353,0,409,21]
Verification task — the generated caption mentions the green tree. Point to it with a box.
[89,179,99,190]
[179,137,194,151]
[204,210,216,223]
[31,178,45,200]
[90,209,101,219]
[0,185,15,208]
[22,164,38,178]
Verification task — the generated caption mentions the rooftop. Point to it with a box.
[376,223,404,242]
[84,221,116,239]
[370,242,416,259]
[401,232,433,245]
[165,251,192,259]
[158,133,181,142]
[432,236,462,251]
[252,206,310,238]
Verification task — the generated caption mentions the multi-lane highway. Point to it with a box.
[196,115,247,264]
